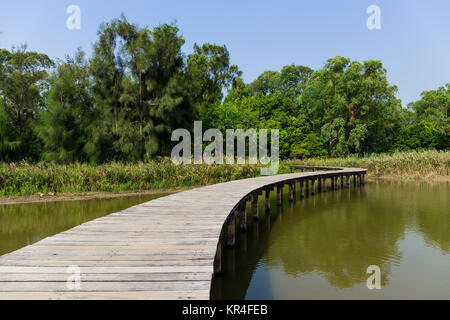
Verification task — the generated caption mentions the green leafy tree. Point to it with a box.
[247,64,312,101]
[394,121,440,151]
[408,84,449,148]
[187,43,239,115]
[35,50,94,163]
[89,20,126,162]
[290,133,328,159]
[0,100,20,161]
[320,118,348,156]
[302,56,402,155]
[240,92,293,122]
[116,18,154,160]
[279,64,313,100]
[0,46,53,161]
[224,73,251,103]
[143,23,195,157]
[248,71,281,96]
[203,101,259,133]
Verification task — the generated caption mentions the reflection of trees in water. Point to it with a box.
[212,181,449,298]
[0,195,160,256]
[413,183,450,254]
[371,179,450,254]
[265,188,405,288]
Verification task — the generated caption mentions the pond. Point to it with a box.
[0,194,166,257]
[211,180,450,299]
[1,181,448,299]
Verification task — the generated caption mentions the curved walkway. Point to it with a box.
[0,167,366,300]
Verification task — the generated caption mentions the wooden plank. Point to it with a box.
[0,281,211,292]
[0,259,213,267]
[0,254,213,262]
[0,290,210,300]
[2,250,217,257]
[0,266,213,273]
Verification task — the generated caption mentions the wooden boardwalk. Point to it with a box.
[0,167,366,300]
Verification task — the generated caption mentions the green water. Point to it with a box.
[211,180,450,299]
[0,194,165,256]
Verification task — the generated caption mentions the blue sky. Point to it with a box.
[1,0,449,106]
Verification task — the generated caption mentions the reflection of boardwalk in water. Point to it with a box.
[0,167,366,300]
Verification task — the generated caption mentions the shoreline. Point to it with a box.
[0,175,448,206]
[0,186,196,206]
[367,175,450,182]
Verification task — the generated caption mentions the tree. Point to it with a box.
[240,92,293,122]
[279,64,313,100]
[290,133,328,159]
[116,18,153,160]
[143,23,191,157]
[409,84,449,148]
[223,72,251,103]
[35,50,94,163]
[302,56,402,155]
[0,99,19,161]
[203,101,259,133]
[89,20,126,162]
[394,121,440,151]
[0,45,53,161]
[248,71,281,96]
[278,115,315,159]
[186,43,239,116]
[247,64,313,101]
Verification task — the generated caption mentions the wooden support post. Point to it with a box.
[300,180,305,198]
[277,185,283,205]
[293,182,297,200]
[362,174,365,185]
[331,176,335,190]
[353,175,356,187]
[323,177,327,192]
[346,175,350,188]
[305,179,309,195]
[311,179,316,195]
[334,176,338,190]
[214,242,222,275]
[227,215,235,247]
[252,194,259,219]
[358,174,362,187]
[341,175,344,189]
[265,188,271,211]
[318,177,322,192]
[238,204,247,231]
[289,183,294,201]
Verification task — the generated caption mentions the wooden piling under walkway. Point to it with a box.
[0,167,367,300]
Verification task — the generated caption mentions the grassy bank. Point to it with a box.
[0,159,260,197]
[0,151,448,198]
[284,150,450,179]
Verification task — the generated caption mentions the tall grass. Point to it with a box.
[1,151,448,196]
[0,158,261,196]
[284,150,450,178]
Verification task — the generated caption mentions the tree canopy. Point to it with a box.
[0,18,448,163]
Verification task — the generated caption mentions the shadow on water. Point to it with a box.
[0,194,167,256]
[211,180,450,299]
